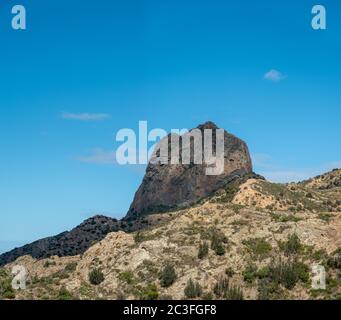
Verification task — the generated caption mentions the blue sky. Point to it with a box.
[1,0,341,253]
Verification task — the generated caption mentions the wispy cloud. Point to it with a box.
[263,69,287,82]
[75,148,116,165]
[61,112,111,121]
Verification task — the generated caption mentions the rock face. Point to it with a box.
[125,121,252,219]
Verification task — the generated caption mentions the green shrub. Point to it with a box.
[0,268,15,300]
[280,234,302,256]
[57,287,74,300]
[211,233,225,256]
[134,232,145,243]
[64,262,77,273]
[213,277,229,297]
[242,264,258,283]
[209,228,227,256]
[213,277,244,300]
[43,260,56,268]
[225,267,235,277]
[184,279,202,299]
[327,249,341,269]
[141,283,159,300]
[242,238,272,260]
[198,242,209,259]
[225,285,244,300]
[160,264,177,287]
[257,278,282,300]
[88,268,104,285]
[118,271,134,284]
[212,240,225,256]
[267,259,309,290]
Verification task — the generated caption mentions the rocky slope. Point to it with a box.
[0,214,172,267]
[126,121,252,218]
[1,173,341,300]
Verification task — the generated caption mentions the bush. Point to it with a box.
[225,267,235,277]
[267,259,309,290]
[57,287,74,300]
[280,234,302,256]
[242,238,272,260]
[141,283,159,300]
[257,278,282,300]
[198,242,209,259]
[225,285,244,300]
[242,264,258,283]
[213,277,229,297]
[327,249,341,269]
[0,268,15,300]
[88,268,104,285]
[210,228,227,256]
[118,271,134,284]
[160,264,177,287]
[184,279,202,299]
[213,277,244,300]
[64,262,77,273]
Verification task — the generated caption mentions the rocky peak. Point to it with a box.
[125,121,253,219]
[197,121,219,131]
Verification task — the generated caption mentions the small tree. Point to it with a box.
[88,268,104,285]
[198,242,209,259]
[160,264,177,287]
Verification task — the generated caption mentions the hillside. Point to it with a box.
[1,173,341,300]
[0,214,172,267]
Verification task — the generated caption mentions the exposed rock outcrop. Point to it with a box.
[126,121,252,218]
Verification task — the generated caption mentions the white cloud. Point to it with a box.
[75,148,116,165]
[61,112,111,121]
[264,69,287,82]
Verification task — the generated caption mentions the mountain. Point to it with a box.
[126,121,252,218]
[1,121,252,266]
[1,122,341,300]
[1,173,340,300]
